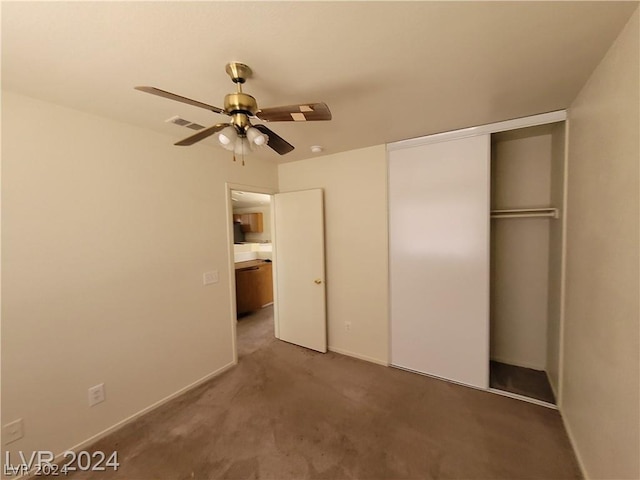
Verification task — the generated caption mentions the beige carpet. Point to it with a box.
[69,306,581,479]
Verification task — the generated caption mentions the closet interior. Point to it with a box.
[489,122,566,405]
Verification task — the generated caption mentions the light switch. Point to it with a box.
[203,271,219,285]
[2,419,24,444]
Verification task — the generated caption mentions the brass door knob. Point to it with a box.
[314,279,322,284]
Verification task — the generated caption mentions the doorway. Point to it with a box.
[227,184,277,362]
[232,190,274,317]
[226,185,328,362]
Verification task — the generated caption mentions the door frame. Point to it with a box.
[225,182,277,364]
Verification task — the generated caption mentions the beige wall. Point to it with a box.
[563,8,639,480]
[278,146,389,365]
[490,128,554,370]
[1,92,278,458]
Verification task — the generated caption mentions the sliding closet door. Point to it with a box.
[389,134,490,389]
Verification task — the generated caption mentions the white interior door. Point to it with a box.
[274,189,327,353]
[389,134,490,389]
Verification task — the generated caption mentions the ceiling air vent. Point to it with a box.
[165,115,205,131]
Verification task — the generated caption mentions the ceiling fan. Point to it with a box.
[135,62,332,158]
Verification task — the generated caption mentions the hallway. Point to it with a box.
[236,305,275,358]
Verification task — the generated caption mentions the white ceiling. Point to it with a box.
[232,191,271,209]
[2,2,637,164]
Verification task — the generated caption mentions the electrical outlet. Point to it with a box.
[88,383,105,407]
[203,271,219,285]
[2,419,24,444]
[345,321,352,331]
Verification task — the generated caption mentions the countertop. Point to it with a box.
[234,259,272,271]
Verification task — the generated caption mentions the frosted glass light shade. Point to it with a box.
[246,127,268,146]
[218,126,237,150]
[233,137,252,155]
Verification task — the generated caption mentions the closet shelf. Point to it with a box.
[491,208,560,219]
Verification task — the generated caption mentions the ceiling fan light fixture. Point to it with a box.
[135,63,330,157]
[233,137,252,155]
[246,126,268,146]
[218,125,237,146]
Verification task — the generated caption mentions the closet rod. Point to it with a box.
[491,208,559,219]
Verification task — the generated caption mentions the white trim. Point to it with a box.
[391,364,489,392]
[381,146,391,367]
[387,110,567,151]
[491,207,560,219]
[559,409,589,478]
[546,369,559,400]
[556,120,570,408]
[391,364,558,409]
[483,134,492,390]
[12,362,236,480]
[487,388,557,410]
[226,183,277,195]
[386,152,393,372]
[270,201,279,340]
[271,193,280,340]
[329,346,389,366]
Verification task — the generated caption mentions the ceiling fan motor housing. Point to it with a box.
[225,92,258,134]
[224,92,257,115]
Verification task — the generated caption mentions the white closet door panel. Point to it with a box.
[389,134,490,389]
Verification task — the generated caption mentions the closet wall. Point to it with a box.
[490,122,565,394]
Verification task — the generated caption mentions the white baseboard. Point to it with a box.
[546,370,560,400]
[487,388,557,409]
[328,346,389,366]
[558,407,589,479]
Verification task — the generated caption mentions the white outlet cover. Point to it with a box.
[203,271,219,285]
[88,383,105,407]
[2,419,24,444]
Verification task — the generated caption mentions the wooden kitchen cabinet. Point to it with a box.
[235,261,273,315]
[233,213,263,233]
[258,262,273,306]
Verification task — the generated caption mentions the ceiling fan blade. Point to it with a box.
[135,86,227,115]
[175,123,227,146]
[253,124,295,155]
[256,102,332,122]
